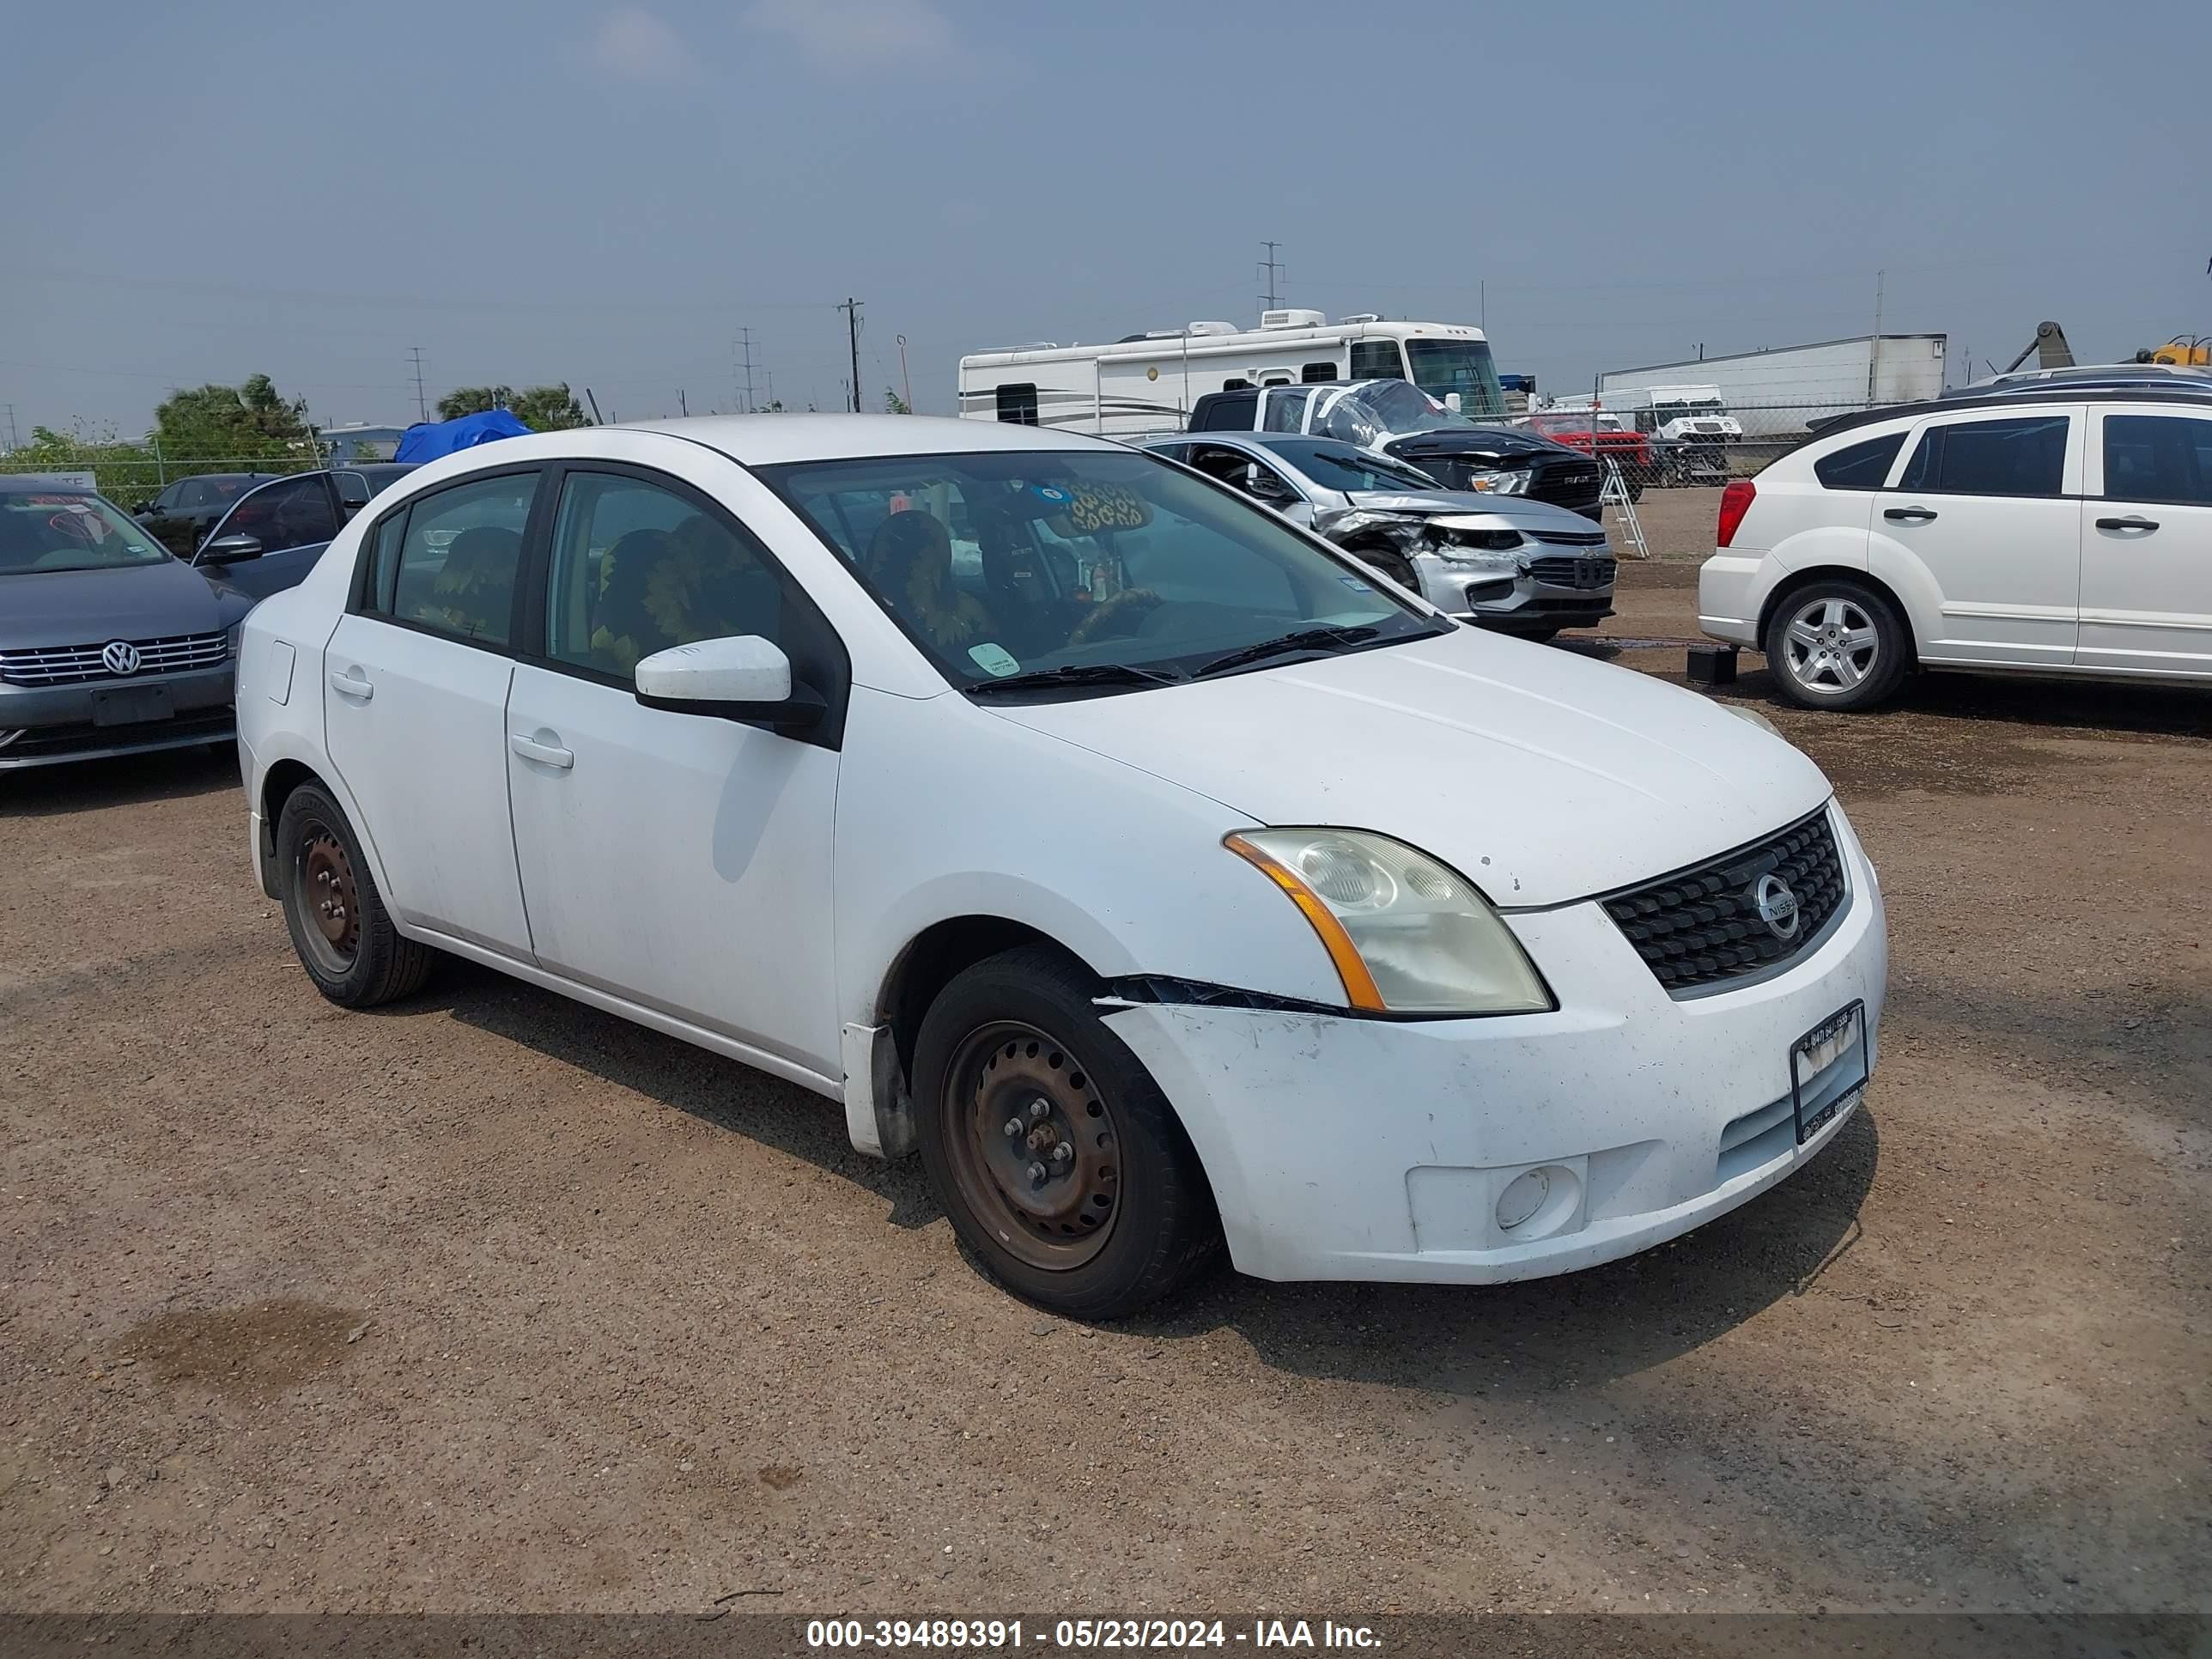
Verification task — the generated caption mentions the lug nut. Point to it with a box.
[1029,1100,1049,1121]
[1003,1118,1022,1137]
[1051,1143,1074,1164]
[1026,1162,1048,1182]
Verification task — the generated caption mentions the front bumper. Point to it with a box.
[1419,561,1615,634]
[1103,805,1887,1285]
[0,662,236,769]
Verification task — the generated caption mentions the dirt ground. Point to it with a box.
[3,571,2208,1628]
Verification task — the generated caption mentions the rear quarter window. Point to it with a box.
[1814,432,1906,490]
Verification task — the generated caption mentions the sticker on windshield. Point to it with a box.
[968,642,1021,678]
[1338,576,1373,592]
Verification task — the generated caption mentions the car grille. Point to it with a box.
[1528,528,1610,547]
[0,632,228,687]
[1525,459,1603,511]
[1601,808,1848,994]
[1526,555,1618,590]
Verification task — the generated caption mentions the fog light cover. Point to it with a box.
[1497,1168,1550,1231]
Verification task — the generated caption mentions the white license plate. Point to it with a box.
[1790,1000,1867,1146]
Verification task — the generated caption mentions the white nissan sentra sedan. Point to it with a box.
[236,415,1886,1318]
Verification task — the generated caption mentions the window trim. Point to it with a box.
[345,463,552,656]
[513,459,853,750]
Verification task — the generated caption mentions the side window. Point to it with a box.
[1220,378,1253,392]
[378,472,537,646]
[545,472,784,677]
[1814,432,1907,490]
[994,383,1039,426]
[362,508,408,612]
[1191,392,1256,431]
[1301,361,1339,383]
[222,475,341,550]
[2102,414,2212,506]
[1897,415,2068,498]
[1349,340,1407,381]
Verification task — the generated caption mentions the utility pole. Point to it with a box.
[1866,270,1885,404]
[3,404,16,453]
[896,333,913,413]
[738,327,757,413]
[836,299,863,413]
[1258,241,1285,312]
[408,346,428,421]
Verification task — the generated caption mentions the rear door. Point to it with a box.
[2077,405,2212,676]
[1878,407,2083,667]
[323,468,544,955]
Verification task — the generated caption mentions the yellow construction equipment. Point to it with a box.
[2137,336,2210,367]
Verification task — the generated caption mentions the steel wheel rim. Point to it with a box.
[1781,596,1879,696]
[944,1020,1121,1272]
[294,820,361,975]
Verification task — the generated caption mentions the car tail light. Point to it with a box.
[1716,479,1757,548]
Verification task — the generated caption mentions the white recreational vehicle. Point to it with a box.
[957,311,1506,440]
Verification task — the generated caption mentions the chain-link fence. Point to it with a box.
[1505,397,1898,502]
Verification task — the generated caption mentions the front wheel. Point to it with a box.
[911,946,1222,1319]
[275,781,435,1006]
[1763,580,1910,711]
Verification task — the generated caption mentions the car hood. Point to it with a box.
[1340,490,1611,534]
[1383,426,1581,466]
[986,629,1832,908]
[0,558,251,650]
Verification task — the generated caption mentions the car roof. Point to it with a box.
[1147,430,1362,453]
[623,413,1111,465]
[1808,386,2212,441]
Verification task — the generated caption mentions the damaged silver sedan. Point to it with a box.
[1144,431,1616,641]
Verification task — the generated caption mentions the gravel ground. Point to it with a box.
[3,572,2208,1626]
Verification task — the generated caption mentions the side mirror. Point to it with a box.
[1443,393,1463,413]
[198,533,264,565]
[634,635,824,734]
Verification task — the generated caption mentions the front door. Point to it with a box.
[2077,406,2212,676]
[1879,408,2083,667]
[502,466,843,1077]
[322,468,542,954]
[201,473,344,599]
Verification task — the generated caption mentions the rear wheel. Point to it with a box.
[912,946,1222,1319]
[275,781,434,1006]
[1764,580,1910,711]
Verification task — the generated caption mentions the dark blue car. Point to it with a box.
[191,463,416,600]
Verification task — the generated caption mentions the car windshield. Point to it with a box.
[1316,380,1476,447]
[1261,440,1443,494]
[757,448,1442,694]
[1656,400,1725,418]
[1406,339,1507,417]
[0,490,172,575]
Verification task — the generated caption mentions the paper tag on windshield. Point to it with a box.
[968,643,1020,678]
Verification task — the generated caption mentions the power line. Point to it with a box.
[408,347,428,422]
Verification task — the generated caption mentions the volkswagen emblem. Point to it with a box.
[100,640,143,677]
[1753,872,1801,940]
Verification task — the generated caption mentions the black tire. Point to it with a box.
[273,781,434,1007]
[912,945,1222,1319]
[1762,578,1911,712]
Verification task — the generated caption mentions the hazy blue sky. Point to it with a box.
[3,0,2206,437]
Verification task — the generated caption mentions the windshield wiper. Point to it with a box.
[967,662,1187,696]
[1194,624,1382,679]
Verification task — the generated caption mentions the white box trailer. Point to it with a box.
[1599,335,1948,436]
[958,310,1508,440]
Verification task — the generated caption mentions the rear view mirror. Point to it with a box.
[635,635,824,734]
[198,533,264,565]
[1444,393,1463,413]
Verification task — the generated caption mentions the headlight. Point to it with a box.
[1224,829,1554,1016]
[225,622,244,659]
[1463,469,1531,496]
[1723,702,1782,738]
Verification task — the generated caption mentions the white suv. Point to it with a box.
[1698,389,2212,709]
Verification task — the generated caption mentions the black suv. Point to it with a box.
[1188,380,1605,520]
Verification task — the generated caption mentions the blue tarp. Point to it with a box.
[393,408,532,463]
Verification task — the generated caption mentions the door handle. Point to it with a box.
[2095,515,2159,532]
[327,668,373,701]
[1883,507,1938,524]
[509,732,574,769]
